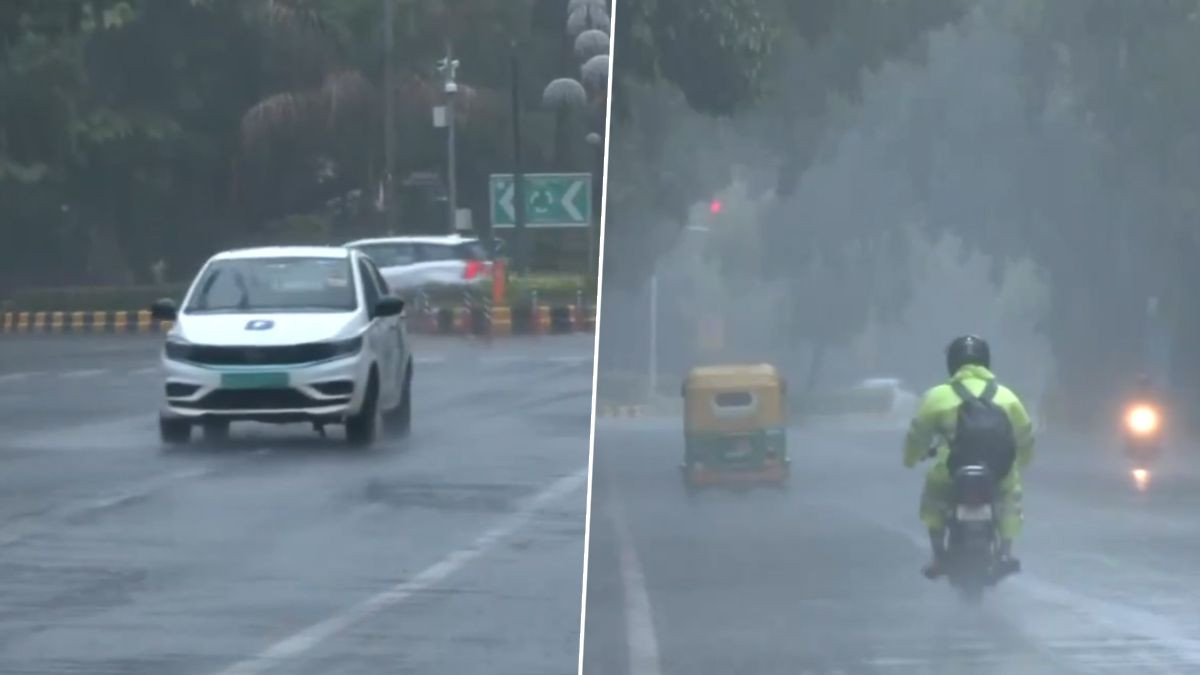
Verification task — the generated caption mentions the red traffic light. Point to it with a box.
[709,199,722,214]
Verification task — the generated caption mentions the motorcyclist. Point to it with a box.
[1132,373,1159,408]
[1124,372,1163,449]
[903,335,1035,580]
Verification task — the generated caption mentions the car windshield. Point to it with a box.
[183,257,357,314]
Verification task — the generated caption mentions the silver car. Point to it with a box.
[344,235,493,292]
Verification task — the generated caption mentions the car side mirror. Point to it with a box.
[374,296,405,318]
[150,298,178,321]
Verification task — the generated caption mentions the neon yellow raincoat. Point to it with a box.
[903,364,1035,539]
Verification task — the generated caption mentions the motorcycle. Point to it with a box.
[941,463,1018,602]
[927,441,1018,603]
[1122,401,1162,490]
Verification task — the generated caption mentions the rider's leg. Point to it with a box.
[996,473,1024,574]
[919,467,952,578]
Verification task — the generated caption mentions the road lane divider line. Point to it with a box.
[609,487,664,675]
[59,368,108,378]
[212,468,588,675]
[0,467,215,549]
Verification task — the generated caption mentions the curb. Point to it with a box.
[0,305,596,337]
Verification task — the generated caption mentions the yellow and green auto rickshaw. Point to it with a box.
[681,364,789,491]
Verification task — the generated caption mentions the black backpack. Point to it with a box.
[947,380,1017,479]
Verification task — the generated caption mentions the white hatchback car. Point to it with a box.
[150,246,412,447]
[343,235,492,292]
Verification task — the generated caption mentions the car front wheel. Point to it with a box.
[345,374,380,447]
[386,359,412,438]
[159,415,191,445]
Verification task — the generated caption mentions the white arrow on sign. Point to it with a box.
[562,181,584,221]
[499,183,515,221]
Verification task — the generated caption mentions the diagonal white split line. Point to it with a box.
[0,372,38,382]
[0,467,215,549]
[212,468,588,675]
[59,368,108,378]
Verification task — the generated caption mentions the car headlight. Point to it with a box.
[164,339,192,361]
[325,335,363,359]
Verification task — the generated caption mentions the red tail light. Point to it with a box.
[463,260,485,280]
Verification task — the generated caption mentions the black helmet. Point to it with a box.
[946,335,990,376]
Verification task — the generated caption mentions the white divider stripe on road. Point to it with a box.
[609,487,664,675]
[0,467,215,549]
[212,468,588,675]
[59,368,108,378]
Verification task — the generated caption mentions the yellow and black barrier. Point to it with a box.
[1,306,596,337]
[417,305,596,337]
[0,310,173,334]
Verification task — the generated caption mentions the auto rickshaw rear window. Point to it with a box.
[714,391,754,407]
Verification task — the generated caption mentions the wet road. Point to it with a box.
[0,333,592,674]
[583,417,1200,674]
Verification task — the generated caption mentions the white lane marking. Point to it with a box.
[212,468,588,675]
[546,355,592,365]
[0,467,214,548]
[59,368,108,378]
[132,366,159,376]
[414,355,447,366]
[0,372,37,382]
[609,487,664,675]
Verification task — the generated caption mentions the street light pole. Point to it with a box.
[649,270,658,399]
[509,42,528,273]
[439,45,460,234]
[382,0,397,235]
[585,131,602,283]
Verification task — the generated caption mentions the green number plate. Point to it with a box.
[220,372,288,389]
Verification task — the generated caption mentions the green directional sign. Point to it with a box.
[489,173,592,229]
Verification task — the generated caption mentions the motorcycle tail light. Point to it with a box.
[962,489,990,506]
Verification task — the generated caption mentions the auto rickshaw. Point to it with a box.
[681,364,789,492]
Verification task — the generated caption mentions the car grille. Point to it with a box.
[174,388,350,410]
[177,343,343,366]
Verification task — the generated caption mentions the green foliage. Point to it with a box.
[2,283,189,312]
[0,0,585,293]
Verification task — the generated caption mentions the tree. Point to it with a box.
[605,0,970,289]
[0,0,572,292]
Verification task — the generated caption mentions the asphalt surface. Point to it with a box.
[0,333,593,674]
[582,416,1200,674]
